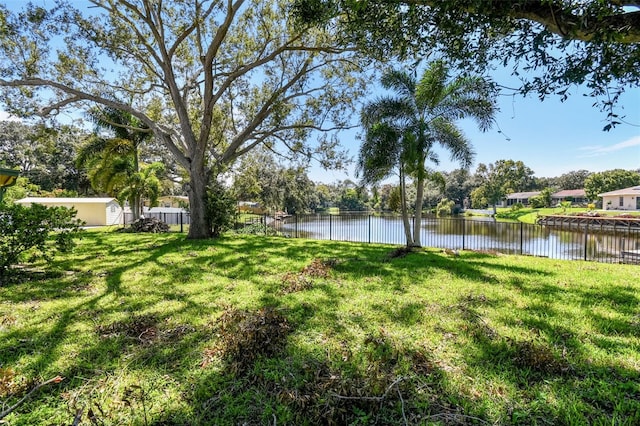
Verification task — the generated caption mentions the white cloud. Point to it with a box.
[578,136,640,158]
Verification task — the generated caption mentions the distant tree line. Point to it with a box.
[2,120,639,215]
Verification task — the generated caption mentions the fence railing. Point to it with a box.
[124,211,640,264]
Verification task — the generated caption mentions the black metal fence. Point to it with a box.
[125,211,640,264]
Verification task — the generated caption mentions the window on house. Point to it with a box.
[619,197,624,207]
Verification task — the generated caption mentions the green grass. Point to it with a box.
[1,230,639,424]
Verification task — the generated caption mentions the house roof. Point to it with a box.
[506,191,540,199]
[552,189,586,198]
[598,186,640,197]
[16,197,118,205]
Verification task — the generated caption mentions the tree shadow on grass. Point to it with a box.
[453,291,640,424]
[2,232,635,424]
[178,301,490,426]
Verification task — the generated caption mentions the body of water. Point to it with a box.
[271,214,640,263]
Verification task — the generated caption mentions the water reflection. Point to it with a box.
[270,214,639,263]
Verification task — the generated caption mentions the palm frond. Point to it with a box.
[357,122,401,185]
[76,136,108,168]
[360,97,415,128]
[415,59,448,111]
[430,118,475,169]
[380,69,416,100]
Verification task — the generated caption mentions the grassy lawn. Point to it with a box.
[1,230,639,425]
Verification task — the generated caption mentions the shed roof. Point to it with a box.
[16,197,118,205]
[598,186,640,197]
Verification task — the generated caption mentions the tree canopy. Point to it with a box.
[0,121,87,193]
[584,169,640,201]
[0,0,366,238]
[471,160,536,213]
[294,0,640,126]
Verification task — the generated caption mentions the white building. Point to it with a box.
[599,186,640,211]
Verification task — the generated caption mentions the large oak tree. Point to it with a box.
[0,0,365,238]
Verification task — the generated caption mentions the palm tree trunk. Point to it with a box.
[399,166,414,246]
[412,175,425,247]
[133,195,142,220]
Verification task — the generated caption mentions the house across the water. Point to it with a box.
[551,189,588,205]
[599,186,640,211]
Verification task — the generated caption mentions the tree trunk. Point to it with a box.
[132,195,141,221]
[187,161,212,239]
[399,166,414,246]
[132,145,141,220]
[412,175,425,248]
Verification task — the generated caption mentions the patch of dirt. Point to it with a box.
[280,258,339,294]
[302,258,338,278]
[95,314,159,344]
[281,272,313,294]
[511,339,572,375]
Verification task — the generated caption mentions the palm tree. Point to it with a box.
[76,107,153,219]
[358,61,496,247]
[118,162,165,215]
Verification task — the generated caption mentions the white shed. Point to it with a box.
[15,197,123,226]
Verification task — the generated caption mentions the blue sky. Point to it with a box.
[2,0,638,183]
[309,77,640,183]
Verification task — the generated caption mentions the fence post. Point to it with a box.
[368,215,371,244]
[329,214,332,241]
[295,214,298,238]
[584,222,589,261]
[180,211,183,233]
[264,213,268,236]
[462,219,466,250]
[520,222,524,255]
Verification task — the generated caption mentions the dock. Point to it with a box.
[621,250,640,264]
[537,214,640,230]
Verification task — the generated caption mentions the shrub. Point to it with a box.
[435,198,455,217]
[0,203,83,277]
[587,203,596,211]
[206,180,237,237]
[529,195,545,209]
[234,223,280,236]
[510,202,524,211]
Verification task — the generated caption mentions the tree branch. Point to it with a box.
[407,0,640,43]
[0,376,64,420]
[221,58,314,163]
